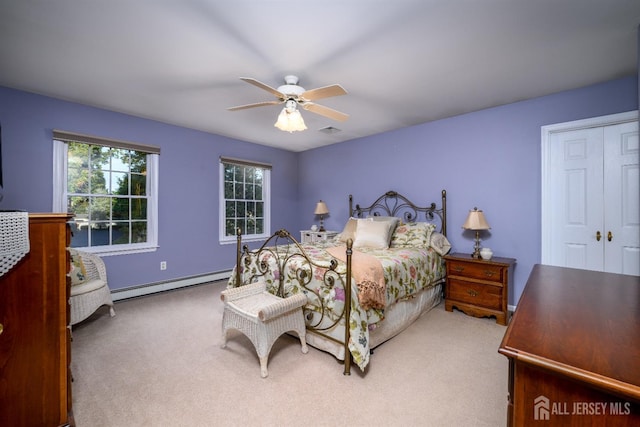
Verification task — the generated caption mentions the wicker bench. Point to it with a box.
[221,282,308,378]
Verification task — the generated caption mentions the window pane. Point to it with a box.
[68,196,89,215]
[131,173,146,196]
[90,223,111,246]
[68,142,89,168]
[68,167,89,193]
[245,183,254,199]
[112,197,130,220]
[131,221,147,243]
[234,166,243,182]
[131,198,147,220]
[255,201,263,217]
[255,184,263,201]
[224,181,234,199]
[70,223,89,247]
[111,171,128,195]
[90,197,111,221]
[225,201,235,217]
[234,182,243,199]
[91,146,110,169]
[225,219,235,236]
[111,148,130,172]
[111,222,130,245]
[90,169,109,194]
[237,201,245,217]
[130,151,146,174]
[255,218,264,234]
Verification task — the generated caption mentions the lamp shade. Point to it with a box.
[462,207,490,230]
[274,101,307,132]
[314,200,329,215]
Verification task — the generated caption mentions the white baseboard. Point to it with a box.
[111,270,232,301]
[508,304,517,313]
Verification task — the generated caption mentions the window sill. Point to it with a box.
[73,244,159,257]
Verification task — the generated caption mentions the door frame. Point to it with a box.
[541,110,639,264]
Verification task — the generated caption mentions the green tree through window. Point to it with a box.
[67,142,148,248]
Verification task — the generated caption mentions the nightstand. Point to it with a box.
[444,253,515,325]
[300,230,338,243]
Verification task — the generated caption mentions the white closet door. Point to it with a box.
[548,128,604,271]
[603,122,640,275]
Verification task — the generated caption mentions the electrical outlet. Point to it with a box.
[160,261,167,270]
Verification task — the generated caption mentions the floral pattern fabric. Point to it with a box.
[228,236,445,371]
[389,222,436,248]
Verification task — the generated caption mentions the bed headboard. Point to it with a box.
[349,189,447,236]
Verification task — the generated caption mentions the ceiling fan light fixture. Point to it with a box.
[274,100,307,132]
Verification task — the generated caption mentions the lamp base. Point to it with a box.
[319,216,325,232]
[471,231,482,258]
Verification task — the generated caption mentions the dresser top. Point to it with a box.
[499,264,640,399]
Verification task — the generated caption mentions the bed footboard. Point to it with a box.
[230,228,355,375]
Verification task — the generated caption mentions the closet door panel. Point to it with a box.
[548,128,604,271]
[603,122,639,275]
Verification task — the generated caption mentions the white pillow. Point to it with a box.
[353,219,395,249]
[338,217,358,243]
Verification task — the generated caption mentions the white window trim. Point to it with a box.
[53,139,159,256]
[218,160,271,245]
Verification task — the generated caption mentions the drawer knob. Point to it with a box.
[0,323,3,335]
[484,270,495,277]
[453,266,464,273]
[467,289,479,297]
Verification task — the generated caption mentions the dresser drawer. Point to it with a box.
[448,279,502,310]
[447,261,504,283]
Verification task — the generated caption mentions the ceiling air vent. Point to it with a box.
[319,126,341,134]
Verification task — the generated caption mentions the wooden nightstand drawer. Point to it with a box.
[448,279,502,310]
[448,262,504,283]
[444,253,516,325]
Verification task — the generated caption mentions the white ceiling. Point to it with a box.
[0,1,638,152]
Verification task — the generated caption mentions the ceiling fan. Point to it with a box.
[228,75,349,131]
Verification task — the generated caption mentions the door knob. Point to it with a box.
[607,231,612,242]
[596,231,601,241]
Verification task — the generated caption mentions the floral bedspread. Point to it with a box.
[227,237,445,371]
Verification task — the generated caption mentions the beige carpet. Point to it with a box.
[71,281,508,426]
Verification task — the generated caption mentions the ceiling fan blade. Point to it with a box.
[240,77,285,99]
[227,100,283,111]
[300,84,347,102]
[301,102,350,122]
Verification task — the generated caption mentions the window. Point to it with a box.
[219,157,271,243]
[53,131,159,255]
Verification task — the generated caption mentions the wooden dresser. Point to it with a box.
[499,264,640,426]
[0,214,74,426]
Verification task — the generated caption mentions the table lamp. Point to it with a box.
[314,200,329,232]
[462,207,491,259]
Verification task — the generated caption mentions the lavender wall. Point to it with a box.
[0,87,299,291]
[1,76,637,302]
[297,76,638,305]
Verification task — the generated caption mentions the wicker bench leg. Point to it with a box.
[259,356,269,378]
[298,331,309,354]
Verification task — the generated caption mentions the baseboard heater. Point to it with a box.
[111,270,232,301]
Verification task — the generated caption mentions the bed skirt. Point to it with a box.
[303,282,443,362]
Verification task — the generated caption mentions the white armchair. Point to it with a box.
[69,249,116,326]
